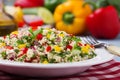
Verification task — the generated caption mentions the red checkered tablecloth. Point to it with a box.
[0,60,120,80]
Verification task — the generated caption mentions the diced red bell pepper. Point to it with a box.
[5,46,13,50]
[66,45,72,50]
[36,33,43,40]
[78,42,83,46]
[46,46,51,52]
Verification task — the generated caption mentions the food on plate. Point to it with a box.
[0,27,96,63]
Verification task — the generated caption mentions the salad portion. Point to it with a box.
[0,28,96,63]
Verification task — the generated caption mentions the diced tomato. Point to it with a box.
[3,36,6,39]
[10,34,17,38]
[18,48,28,57]
[78,42,83,46]
[46,46,51,52]
[36,33,43,40]
[5,46,13,50]
[9,56,15,61]
[22,47,28,53]
[84,44,87,46]
[66,45,72,50]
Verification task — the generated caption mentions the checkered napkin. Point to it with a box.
[0,60,120,80]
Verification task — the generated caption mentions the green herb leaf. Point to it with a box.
[33,28,43,36]
[1,52,7,59]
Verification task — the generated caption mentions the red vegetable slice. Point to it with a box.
[46,46,51,52]
[18,48,28,57]
[36,33,43,40]
[66,45,72,50]
[5,46,13,50]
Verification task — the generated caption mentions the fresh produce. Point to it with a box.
[54,0,92,35]
[86,2,120,39]
[23,15,44,30]
[14,0,44,8]
[5,6,24,27]
[99,0,120,33]
[44,0,66,13]
[23,7,54,24]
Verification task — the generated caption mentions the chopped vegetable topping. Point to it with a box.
[0,27,96,63]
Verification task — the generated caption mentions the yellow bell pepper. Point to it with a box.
[54,0,92,35]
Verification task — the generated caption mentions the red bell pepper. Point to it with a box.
[86,5,120,39]
[14,0,44,8]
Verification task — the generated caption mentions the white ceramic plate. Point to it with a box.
[0,48,114,77]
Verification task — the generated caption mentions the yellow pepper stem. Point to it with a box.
[63,12,74,24]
